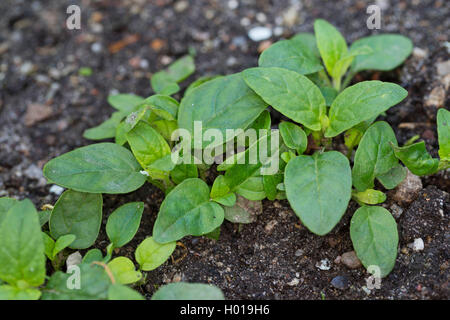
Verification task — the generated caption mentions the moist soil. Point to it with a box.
[0,0,449,299]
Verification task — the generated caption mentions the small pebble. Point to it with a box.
[409,238,425,251]
[91,42,102,53]
[392,170,422,205]
[341,251,362,269]
[390,203,404,219]
[316,259,331,270]
[287,278,300,286]
[228,0,239,10]
[248,27,272,42]
[49,185,64,195]
[331,275,349,290]
[295,249,304,257]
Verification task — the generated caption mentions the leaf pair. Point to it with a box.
[151,55,195,95]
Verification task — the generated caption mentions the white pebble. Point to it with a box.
[409,238,425,251]
[49,185,64,196]
[248,27,272,42]
[228,0,239,10]
[316,258,331,270]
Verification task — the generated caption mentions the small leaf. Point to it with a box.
[38,209,51,227]
[263,173,284,201]
[243,67,326,131]
[50,190,102,249]
[325,81,408,137]
[279,121,308,154]
[108,284,145,300]
[0,200,45,287]
[151,72,180,95]
[153,178,225,243]
[352,121,399,191]
[42,232,55,260]
[106,202,144,248]
[213,193,236,207]
[83,111,124,140]
[258,39,323,75]
[437,108,450,161]
[126,122,171,174]
[376,164,407,189]
[107,257,142,284]
[151,56,195,95]
[170,164,198,184]
[43,143,147,194]
[350,206,398,277]
[314,19,348,76]
[350,34,413,73]
[210,175,230,199]
[53,234,76,258]
[331,45,373,79]
[82,249,103,264]
[108,94,145,114]
[135,237,176,271]
[151,282,224,300]
[235,176,266,201]
[352,189,386,205]
[392,141,439,176]
[284,151,352,235]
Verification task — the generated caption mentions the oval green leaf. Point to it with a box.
[284,151,352,235]
[43,143,147,194]
[153,178,225,243]
[135,237,176,271]
[106,202,144,248]
[279,121,308,154]
[350,206,398,277]
[325,81,408,137]
[50,190,102,249]
[151,282,224,300]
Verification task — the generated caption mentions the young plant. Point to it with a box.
[4,19,445,301]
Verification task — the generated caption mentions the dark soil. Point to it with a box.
[0,0,449,299]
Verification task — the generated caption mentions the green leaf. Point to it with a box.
[151,72,180,95]
[42,263,111,300]
[331,45,373,79]
[141,94,179,121]
[135,237,176,271]
[205,226,221,240]
[243,67,326,131]
[314,19,348,76]
[83,111,124,140]
[108,94,145,114]
[106,202,144,248]
[38,209,51,227]
[53,234,76,258]
[352,121,399,191]
[210,175,230,199]
[43,143,147,194]
[352,189,386,205]
[153,178,225,243]
[291,32,319,57]
[279,121,308,154]
[115,122,128,146]
[0,200,45,287]
[0,285,41,300]
[350,206,398,277]
[151,56,195,95]
[82,249,103,264]
[284,151,352,235]
[376,164,407,189]
[127,121,171,166]
[50,190,102,249]
[392,141,439,176]
[258,39,323,75]
[185,75,222,97]
[235,176,266,201]
[108,257,142,284]
[108,284,145,300]
[152,120,178,141]
[350,34,413,73]
[42,232,55,260]
[263,173,283,201]
[325,81,408,137]
[177,73,268,148]
[170,164,198,184]
[0,197,17,225]
[437,108,450,161]
[151,282,224,300]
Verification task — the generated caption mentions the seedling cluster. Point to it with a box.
[1,19,448,300]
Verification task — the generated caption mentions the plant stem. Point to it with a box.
[341,71,356,90]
